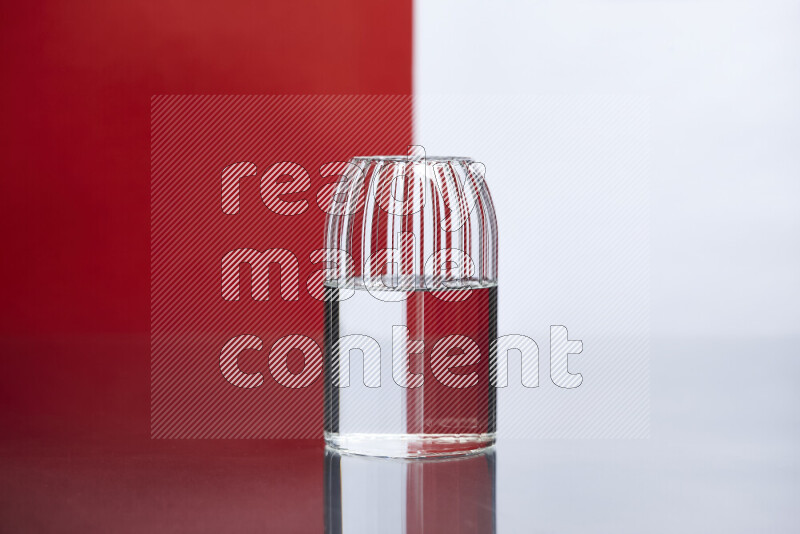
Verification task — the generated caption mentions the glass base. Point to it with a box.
[325,432,496,459]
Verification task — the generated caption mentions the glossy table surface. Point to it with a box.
[1,338,798,533]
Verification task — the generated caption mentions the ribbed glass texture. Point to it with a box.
[324,154,497,290]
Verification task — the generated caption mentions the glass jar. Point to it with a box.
[323,150,498,458]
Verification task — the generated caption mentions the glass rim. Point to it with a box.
[350,155,474,163]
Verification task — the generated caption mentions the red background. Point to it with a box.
[0,1,411,530]
[0,0,411,440]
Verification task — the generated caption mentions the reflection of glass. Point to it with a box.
[324,448,496,533]
[323,153,499,458]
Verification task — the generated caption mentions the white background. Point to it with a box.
[413,1,799,531]
[416,0,799,339]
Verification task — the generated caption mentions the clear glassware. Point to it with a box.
[323,149,498,458]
